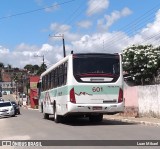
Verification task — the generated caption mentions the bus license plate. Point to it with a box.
[93,106,102,110]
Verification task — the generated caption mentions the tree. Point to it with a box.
[24,64,33,73]
[32,65,40,74]
[122,45,160,85]
[36,63,47,75]
[24,63,47,75]
[7,64,12,69]
[0,62,4,68]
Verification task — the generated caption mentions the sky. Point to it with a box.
[0,0,160,68]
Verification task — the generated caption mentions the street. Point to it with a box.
[0,108,160,149]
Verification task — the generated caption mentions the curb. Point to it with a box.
[28,108,39,110]
[22,106,39,110]
[21,106,160,127]
[104,117,160,127]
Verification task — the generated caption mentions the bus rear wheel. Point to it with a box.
[41,104,43,113]
[54,104,61,123]
[89,114,103,122]
[44,113,49,119]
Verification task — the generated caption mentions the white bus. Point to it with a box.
[38,53,124,123]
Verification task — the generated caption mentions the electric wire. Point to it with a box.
[102,3,160,51]
[52,0,106,36]
[0,0,77,21]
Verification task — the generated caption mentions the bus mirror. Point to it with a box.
[37,82,41,88]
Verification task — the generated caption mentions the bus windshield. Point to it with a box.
[73,54,120,83]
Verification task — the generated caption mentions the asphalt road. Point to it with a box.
[0,108,160,149]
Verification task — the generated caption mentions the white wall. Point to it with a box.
[138,85,160,118]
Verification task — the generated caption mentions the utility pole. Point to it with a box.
[49,34,66,57]
[34,55,44,66]
[34,54,45,73]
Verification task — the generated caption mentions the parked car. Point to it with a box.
[0,101,15,117]
[11,101,20,115]
[0,98,4,102]
[3,91,7,95]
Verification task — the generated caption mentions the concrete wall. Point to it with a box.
[123,86,139,117]
[124,86,138,107]
[138,85,160,118]
[124,84,160,118]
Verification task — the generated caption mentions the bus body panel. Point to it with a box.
[67,102,124,114]
[38,53,124,118]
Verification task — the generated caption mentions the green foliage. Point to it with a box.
[24,63,47,75]
[36,63,47,75]
[122,45,160,85]
[0,62,4,68]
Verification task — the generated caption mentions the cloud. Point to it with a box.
[39,44,53,52]
[45,2,59,12]
[1,9,160,69]
[71,32,129,54]
[49,23,81,42]
[50,23,70,33]
[0,46,9,54]
[35,0,43,5]
[35,0,59,12]
[98,7,132,31]
[77,20,92,29]
[139,9,160,44]
[72,9,160,53]
[15,43,38,52]
[87,0,109,16]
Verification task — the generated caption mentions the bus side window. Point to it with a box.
[37,82,41,88]
[64,62,67,85]
[113,63,119,75]
[59,64,63,86]
[49,72,52,89]
[37,82,41,98]
[51,70,54,88]
[42,77,44,91]
[62,63,65,85]
[55,68,58,88]
[46,74,49,90]
[42,76,45,91]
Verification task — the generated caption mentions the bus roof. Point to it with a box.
[41,54,71,77]
[73,53,120,58]
[40,53,120,77]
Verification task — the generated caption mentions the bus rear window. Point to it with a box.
[73,54,120,83]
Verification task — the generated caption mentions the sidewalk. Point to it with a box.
[104,114,160,127]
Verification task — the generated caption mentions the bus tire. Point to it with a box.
[54,104,61,123]
[89,114,103,122]
[44,113,49,119]
[41,104,43,113]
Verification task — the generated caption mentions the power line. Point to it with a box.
[102,3,160,51]
[0,0,77,21]
[139,31,160,45]
[52,0,106,36]
[61,1,86,26]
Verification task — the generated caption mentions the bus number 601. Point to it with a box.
[92,87,103,92]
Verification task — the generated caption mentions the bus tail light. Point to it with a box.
[70,88,76,103]
[118,88,123,103]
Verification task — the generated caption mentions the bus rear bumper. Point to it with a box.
[67,102,125,115]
